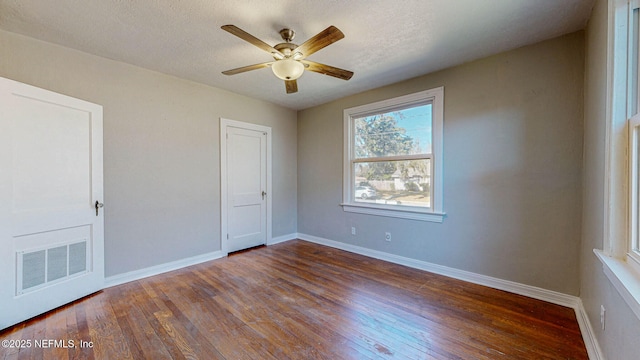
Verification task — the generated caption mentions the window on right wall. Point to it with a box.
[596,0,640,320]
[628,0,640,272]
[342,87,445,222]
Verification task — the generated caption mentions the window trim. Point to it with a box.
[341,87,445,222]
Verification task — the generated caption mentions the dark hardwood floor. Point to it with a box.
[0,240,588,359]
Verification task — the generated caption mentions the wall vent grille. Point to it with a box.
[17,239,88,295]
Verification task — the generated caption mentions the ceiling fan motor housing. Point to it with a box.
[274,43,297,58]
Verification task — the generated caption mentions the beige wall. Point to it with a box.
[298,32,585,295]
[0,30,298,277]
[582,0,640,358]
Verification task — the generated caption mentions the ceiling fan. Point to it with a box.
[221,25,354,94]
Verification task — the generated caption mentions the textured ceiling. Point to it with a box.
[0,0,595,110]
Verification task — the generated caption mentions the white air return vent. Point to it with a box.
[21,250,46,290]
[69,242,87,275]
[47,245,68,282]
[17,239,88,295]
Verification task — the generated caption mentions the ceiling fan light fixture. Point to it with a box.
[271,59,304,80]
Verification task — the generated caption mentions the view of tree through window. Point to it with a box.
[352,104,432,208]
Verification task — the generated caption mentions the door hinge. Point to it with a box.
[227,233,229,239]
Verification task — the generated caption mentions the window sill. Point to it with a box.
[594,249,640,320]
[341,203,446,223]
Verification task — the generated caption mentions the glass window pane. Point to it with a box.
[354,104,432,158]
[354,159,431,208]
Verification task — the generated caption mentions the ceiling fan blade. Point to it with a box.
[221,25,285,58]
[300,60,353,80]
[285,80,298,94]
[293,26,344,60]
[222,62,274,75]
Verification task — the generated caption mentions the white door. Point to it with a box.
[221,119,270,254]
[0,77,104,330]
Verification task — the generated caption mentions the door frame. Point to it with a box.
[220,118,272,255]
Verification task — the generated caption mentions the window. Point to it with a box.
[629,0,640,272]
[595,0,640,321]
[342,87,444,222]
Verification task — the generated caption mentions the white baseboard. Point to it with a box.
[104,250,225,288]
[298,233,576,306]
[268,233,297,246]
[296,233,603,359]
[574,299,605,360]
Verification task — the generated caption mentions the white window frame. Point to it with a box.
[595,0,640,321]
[628,115,640,271]
[341,87,445,222]
[627,0,640,273]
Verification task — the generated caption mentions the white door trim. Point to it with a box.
[220,118,272,255]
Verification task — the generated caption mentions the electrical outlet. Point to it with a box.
[385,232,391,241]
[600,305,606,331]
[351,227,356,235]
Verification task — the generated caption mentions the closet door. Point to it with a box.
[0,77,104,330]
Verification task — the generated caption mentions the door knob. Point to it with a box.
[262,191,267,200]
[95,201,104,216]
